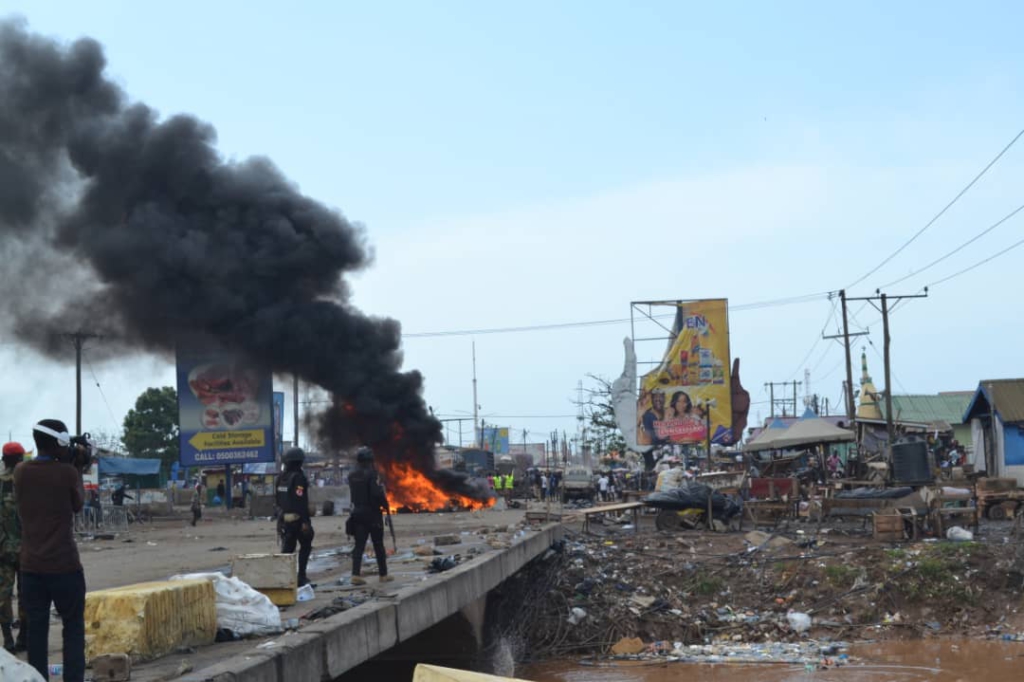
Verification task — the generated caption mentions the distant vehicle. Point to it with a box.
[457,449,494,476]
[562,466,596,502]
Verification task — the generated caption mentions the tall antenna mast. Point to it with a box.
[472,341,479,445]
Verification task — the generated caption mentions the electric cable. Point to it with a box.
[845,126,1024,290]
[880,200,1024,288]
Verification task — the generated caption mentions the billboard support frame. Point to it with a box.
[630,299,735,450]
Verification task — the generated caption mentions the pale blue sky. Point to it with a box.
[2,1,1022,448]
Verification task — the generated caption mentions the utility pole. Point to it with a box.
[840,290,854,424]
[62,331,99,434]
[847,289,929,450]
[881,293,894,445]
[824,290,869,426]
[472,342,479,446]
[765,382,801,418]
[293,374,300,448]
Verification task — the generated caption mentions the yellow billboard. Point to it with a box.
[636,299,733,447]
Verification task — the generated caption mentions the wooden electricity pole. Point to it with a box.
[847,289,929,449]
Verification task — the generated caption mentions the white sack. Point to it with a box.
[171,572,282,636]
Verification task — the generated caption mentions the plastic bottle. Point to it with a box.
[49,664,63,678]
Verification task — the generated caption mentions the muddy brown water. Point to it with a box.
[522,639,1024,681]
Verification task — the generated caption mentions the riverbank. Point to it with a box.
[494,516,1024,666]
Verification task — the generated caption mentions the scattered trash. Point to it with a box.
[171,572,282,636]
[946,526,974,542]
[428,555,460,573]
[567,607,587,625]
[146,541,157,546]
[256,641,277,649]
[434,534,461,546]
[208,546,228,552]
[297,584,315,602]
[786,611,811,633]
[176,660,194,675]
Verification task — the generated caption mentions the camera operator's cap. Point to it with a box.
[1,442,25,457]
[33,423,70,446]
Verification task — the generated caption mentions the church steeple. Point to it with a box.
[857,348,882,420]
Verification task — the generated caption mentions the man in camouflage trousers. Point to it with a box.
[0,442,26,652]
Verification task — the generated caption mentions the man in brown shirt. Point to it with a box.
[15,419,86,682]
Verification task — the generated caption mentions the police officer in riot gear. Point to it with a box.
[276,447,314,586]
[346,447,392,585]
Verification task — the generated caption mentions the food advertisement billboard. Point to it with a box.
[636,299,734,446]
[176,349,275,466]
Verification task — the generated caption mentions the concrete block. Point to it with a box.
[92,653,131,681]
[273,632,324,682]
[443,561,487,613]
[231,554,298,590]
[177,652,278,682]
[304,602,398,678]
[395,579,450,640]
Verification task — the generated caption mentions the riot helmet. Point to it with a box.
[356,446,374,464]
[283,447,305,464]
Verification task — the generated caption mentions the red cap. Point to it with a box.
[2,442,25,457]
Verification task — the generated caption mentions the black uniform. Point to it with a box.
[347,465,389,578]
[276,466,314,585]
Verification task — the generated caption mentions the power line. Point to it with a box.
[881,200,1024,288]
[783,296,838,380]
[845,127,1024,290]
[85,358,121,432]
[926,232,1024,289]
[402,292,830,338]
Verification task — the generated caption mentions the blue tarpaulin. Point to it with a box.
[97,457,162,476]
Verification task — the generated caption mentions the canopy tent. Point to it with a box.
[748,410,855,452]
[743,417,789,452]
[97,457,161,476]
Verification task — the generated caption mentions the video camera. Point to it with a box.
[67,433,95,471]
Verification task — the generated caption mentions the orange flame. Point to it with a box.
[381,461,494,513]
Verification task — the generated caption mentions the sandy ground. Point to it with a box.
[22,503,540,680]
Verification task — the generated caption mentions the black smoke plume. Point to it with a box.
[0,19,489,503]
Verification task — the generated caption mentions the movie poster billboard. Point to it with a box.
[176,348,275,467]
[636,299,734,447]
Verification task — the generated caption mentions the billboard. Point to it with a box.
[176,348,275,467]
[480,427,510,454]
[636,299,734,446]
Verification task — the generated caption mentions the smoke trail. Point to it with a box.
[0,19,488,501]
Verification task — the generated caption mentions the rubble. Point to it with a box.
[492,527,1024,663]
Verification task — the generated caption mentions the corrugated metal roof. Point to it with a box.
[881,394,973,426]
[983,379,1024,423]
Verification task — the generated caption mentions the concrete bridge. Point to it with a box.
[180,522,563,682]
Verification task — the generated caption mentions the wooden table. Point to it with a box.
[579,501,644,534]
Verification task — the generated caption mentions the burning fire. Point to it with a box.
[381,461,494,513]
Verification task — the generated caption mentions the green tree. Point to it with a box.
[122,386,180,471]
[581,374,628,459]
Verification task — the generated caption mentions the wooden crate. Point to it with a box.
[873,530,904,542]
[977,478,1017,493]
[873,510,904,539]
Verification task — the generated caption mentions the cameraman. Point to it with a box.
[15,419,88,682]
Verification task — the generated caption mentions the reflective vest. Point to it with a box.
[493,476,503,490]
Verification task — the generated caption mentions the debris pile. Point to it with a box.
[494,528,1024,662]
